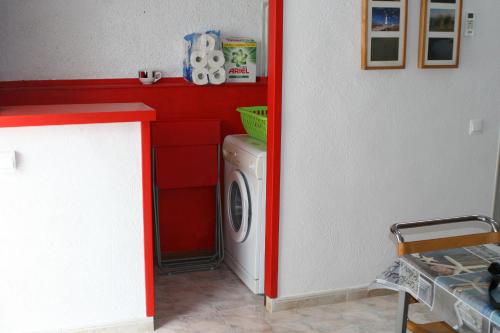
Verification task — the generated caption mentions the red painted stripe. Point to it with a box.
[265,0,284,299]
[0,77,267,90]
[0,103,155,128]
[141,121,155,317]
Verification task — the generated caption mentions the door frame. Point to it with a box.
[265,0,284,299]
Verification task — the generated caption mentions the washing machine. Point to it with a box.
[223,134,266,294]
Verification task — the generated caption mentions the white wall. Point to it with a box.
[279,0,500,298]
[495,142,500,221]
[0,0,266,81]
[0,123,145,332]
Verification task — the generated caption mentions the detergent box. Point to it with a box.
[222,37,257,83]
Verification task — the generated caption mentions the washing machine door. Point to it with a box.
[226,170,251,243]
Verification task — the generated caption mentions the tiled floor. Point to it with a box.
[154,264,437,333]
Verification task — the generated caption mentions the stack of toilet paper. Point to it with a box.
[183,31,226,85]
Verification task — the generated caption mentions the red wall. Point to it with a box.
[0,78,267,255]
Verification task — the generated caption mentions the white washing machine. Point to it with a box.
[223,135,266,294]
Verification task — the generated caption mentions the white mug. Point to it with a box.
[138,70,162,85]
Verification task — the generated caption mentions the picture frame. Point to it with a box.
[362,0,408,70]
[418,0,463,68]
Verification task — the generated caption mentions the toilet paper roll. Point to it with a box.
[190,51,208,69]
[208,68,226,85]
[207,50,225,69]
[197,34,216,52]
[192,68,209,85]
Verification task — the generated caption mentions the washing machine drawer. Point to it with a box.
[223,147,265,179]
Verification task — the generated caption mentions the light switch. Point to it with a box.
[0,151,16,171]
[469,119,483,135]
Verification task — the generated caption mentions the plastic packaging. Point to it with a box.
[183,30,226,85]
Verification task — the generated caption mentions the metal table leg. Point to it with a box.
[152,148,164,269]
[395,291,410,333]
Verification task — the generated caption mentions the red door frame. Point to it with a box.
[142,121,155,317]
[265,0,284,299]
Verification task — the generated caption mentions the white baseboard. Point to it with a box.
[265,287,395,313]
[60,317,154,333]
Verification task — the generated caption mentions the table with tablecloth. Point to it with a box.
[375,244,500,333]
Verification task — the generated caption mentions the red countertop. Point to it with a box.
[0,102,156,128]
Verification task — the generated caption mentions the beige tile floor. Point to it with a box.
[154,264,437,333]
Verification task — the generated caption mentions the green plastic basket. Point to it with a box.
[236,106,268,142]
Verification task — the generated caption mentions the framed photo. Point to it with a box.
[418,0,463,68]
[362,0,408,70]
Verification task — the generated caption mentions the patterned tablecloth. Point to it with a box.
[375,244,500,333]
